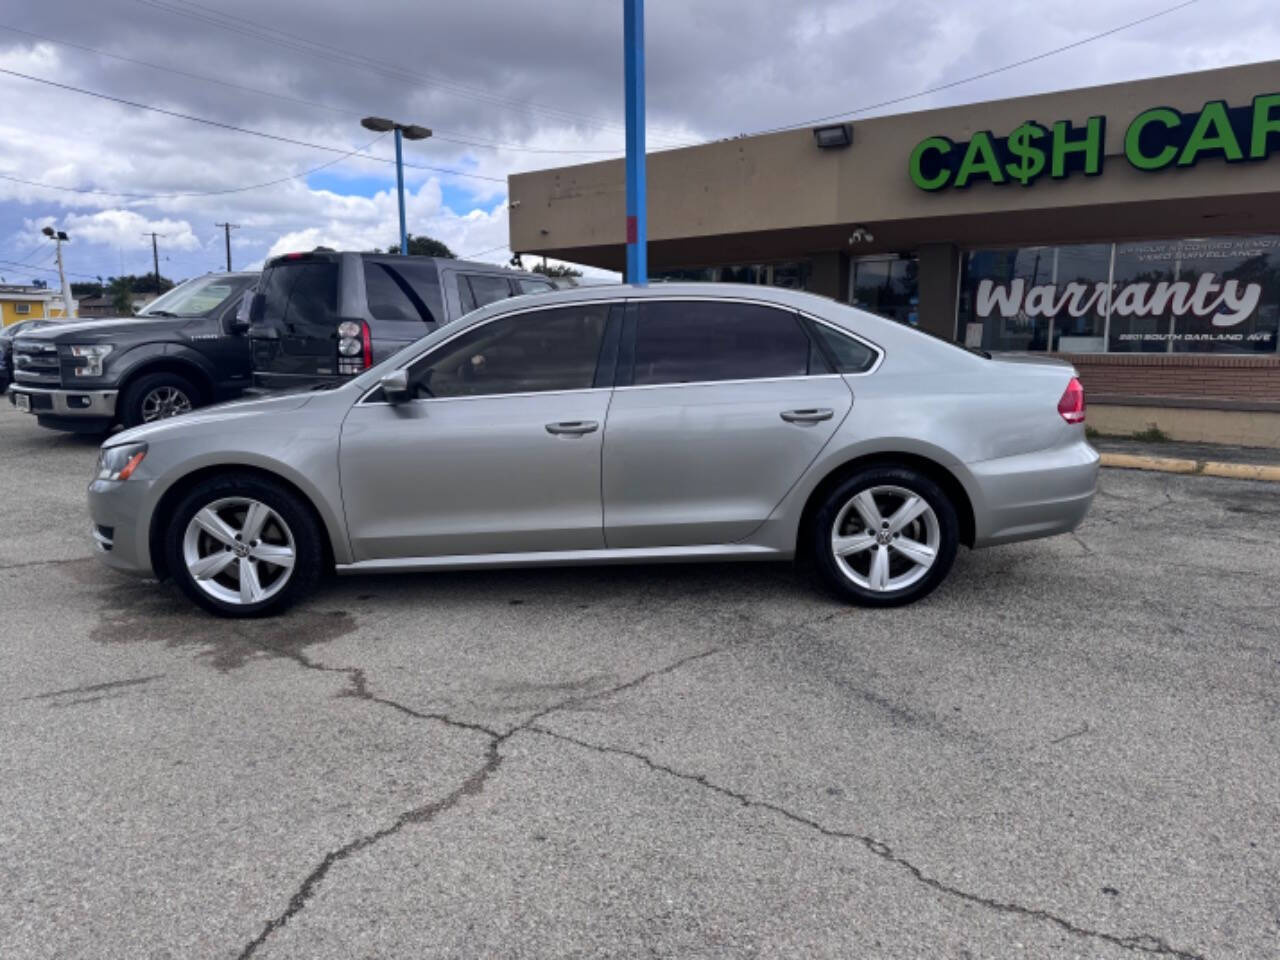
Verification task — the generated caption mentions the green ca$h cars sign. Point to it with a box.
[908,93,1280,191]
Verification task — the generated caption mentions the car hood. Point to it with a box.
[19,317,183,341]
[106,392,318,447]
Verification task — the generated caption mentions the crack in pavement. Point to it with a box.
[0,555,94,572]
[234,644,727,957]
[22,673,164,701]
[523,725,1206,960]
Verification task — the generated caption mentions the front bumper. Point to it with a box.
[9,384,118,418]
[87,477,154,577]
[969,440,1100,547]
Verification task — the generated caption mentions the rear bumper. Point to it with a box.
[9,384,118,418]
[969,440,1100,547]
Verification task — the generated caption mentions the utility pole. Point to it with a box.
[142,232,165,290]
[215,222,239,271]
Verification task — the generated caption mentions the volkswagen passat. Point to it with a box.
[87,284,1098,617]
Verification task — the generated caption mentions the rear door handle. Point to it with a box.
[780,408,834,424]
[545,420,599,436]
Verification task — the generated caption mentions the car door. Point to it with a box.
[602,298,854,549]
[339,300,619,560]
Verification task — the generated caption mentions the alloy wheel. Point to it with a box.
[181,497,296,606]
[141,385,193,422]
[830,484,940,592]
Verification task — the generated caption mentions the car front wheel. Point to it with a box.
[120,372,199,428]
[164,473,324,617]
[809,465,958,607]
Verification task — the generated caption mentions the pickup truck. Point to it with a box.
[8,272,257,433]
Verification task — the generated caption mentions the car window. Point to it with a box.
[364,260,441,324]
[260,261,338,331]
[465,274,515,310]
[807,322,879,374]
[630,301,825,386]
[408,304,609,399]
[519,278,556,294]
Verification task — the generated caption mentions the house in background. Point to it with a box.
[0,285,71,325]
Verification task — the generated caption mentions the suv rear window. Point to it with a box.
[364,259,444,325]
[260,261,338,331]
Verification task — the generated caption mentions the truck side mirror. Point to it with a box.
[228,290,260,334]
[379,369,411,404]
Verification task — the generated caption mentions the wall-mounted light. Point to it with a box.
[813,123,852,149]
[848,226,874,244]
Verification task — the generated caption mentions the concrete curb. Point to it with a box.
[1100,452,1280,483]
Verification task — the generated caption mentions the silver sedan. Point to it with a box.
[87,284,1098,617]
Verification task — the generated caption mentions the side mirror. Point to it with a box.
[229,290,260,334]
[380,369,411,404]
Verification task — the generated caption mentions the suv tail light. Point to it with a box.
[336,321,373,376]
[1058,377,1086,424]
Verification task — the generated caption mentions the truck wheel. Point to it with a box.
[120,372,200,427]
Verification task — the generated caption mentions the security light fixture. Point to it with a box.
[813,123,853,149]
[400,124,432,141]
[360,116,396,133]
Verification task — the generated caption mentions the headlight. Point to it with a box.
[96,443,148,482]
[69,344,114,377]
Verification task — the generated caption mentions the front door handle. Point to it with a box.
[780,408,834,424]
[545,420,599,436]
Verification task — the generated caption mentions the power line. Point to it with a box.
[0,66,508,184]
[0,23,625,157]
[131,0,695,148]
[749,0,1203,136]
[0,133,390,201]
[460,243,510,260]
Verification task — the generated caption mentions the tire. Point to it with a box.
[119,372,201,428]
[808,465,959,607]
[164,472,325,618]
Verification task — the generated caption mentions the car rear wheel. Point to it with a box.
[164,473,324,618]
[808,465,958,607]
[120,372,199,428]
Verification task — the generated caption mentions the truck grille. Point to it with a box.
[13,340,61,386]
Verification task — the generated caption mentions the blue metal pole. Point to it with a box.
[623,0,646,284]
[394,126,408,256]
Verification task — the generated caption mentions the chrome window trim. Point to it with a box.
[614,373,847,393]
[621,294,886,386]
[357,297,627,405]
[358,386,613,408]
[355,293,885,405]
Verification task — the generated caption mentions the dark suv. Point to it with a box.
[247,251,556,390]
[8,272,257,432]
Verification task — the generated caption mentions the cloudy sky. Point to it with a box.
[0,0,1276,288]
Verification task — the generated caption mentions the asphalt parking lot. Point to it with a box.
[0,404,1277,960]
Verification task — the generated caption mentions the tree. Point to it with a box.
[104,274,175,315]
[384,234,456,258]
[531,261,583,279]
[71,280,104,298]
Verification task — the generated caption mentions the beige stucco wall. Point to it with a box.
[1091,405,1280,448]
[509,59,1280,268]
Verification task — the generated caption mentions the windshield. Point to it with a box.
[138,275,249,318]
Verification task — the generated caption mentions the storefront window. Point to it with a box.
[958,235,1280,355]
[851,256,919,326]
[957,244,1110,352]
[652,261,811,289]
[1108,237,1280,354]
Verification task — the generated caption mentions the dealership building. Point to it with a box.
[509,60,1280,446]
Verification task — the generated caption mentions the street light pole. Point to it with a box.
[41,225,75,318]
[394,127,407,257]
[624,0,647,285]
[361,117,433,256]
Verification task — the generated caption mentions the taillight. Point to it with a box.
[1058,377,1086,424]
[336,320,372,375]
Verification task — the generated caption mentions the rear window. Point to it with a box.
[466,274,514,310]
[261,261,338,331]
[519,278,556,294]
[364,259,443,325]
